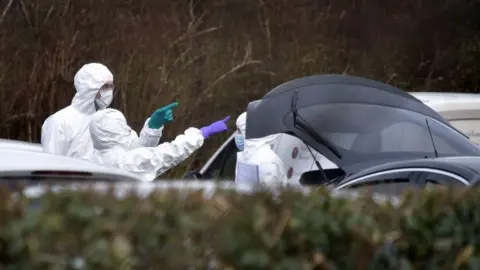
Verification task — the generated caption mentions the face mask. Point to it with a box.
[234,133,244,151]
[95,90,113,110]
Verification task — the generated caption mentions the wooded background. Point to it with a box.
[0,0,479,175]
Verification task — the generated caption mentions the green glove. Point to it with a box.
[148,102,178,129]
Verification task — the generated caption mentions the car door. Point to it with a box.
[417,169,469,188]
[335,169,424,196]
[197,132,331,183]
[197,133,238,180]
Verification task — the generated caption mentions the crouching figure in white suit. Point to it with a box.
[89,108,230,181]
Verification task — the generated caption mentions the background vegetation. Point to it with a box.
[0,0,479,176]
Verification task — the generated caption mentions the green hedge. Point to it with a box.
[1,185,480,269]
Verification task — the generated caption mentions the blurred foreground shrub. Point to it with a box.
[1,185,480,269]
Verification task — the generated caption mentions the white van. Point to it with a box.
[409,92,480,144]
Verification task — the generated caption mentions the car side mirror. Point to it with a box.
[183,171,202,180]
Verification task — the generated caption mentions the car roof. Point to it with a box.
[0,148,142,181]
[409,92,480,119]
[246,75,478,174]
[409,92,480,103]
[0,139,43,152]
[247,75,454,140]
[265,74,422,102]
[339,156,480,185]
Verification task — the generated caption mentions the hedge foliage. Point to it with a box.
[1,185,480,269]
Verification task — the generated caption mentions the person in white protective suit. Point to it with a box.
[89,108,230,181]
[41,63,163,160]
[234,112,287,186]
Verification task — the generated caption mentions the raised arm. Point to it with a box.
[116,127,204,180]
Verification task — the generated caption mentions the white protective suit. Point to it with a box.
[89,108,204,181]
[234,112,287,186]
[41,63,162,160]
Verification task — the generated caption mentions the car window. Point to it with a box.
[428,119,480,156]
[449,119,480,144]
[201,138,238,180]
[298,104,480,160]
[423,172,467,187]
[338,171,420,196]
[219,149,238,179]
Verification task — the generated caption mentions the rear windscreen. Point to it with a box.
[297,103,480,160]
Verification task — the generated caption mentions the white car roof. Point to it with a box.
[0,139,43,152]
[409,92,480,120]
[409,92,480,103]
[0,148,142,182]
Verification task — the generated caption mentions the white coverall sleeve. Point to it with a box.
[41,116,68,156]
[130,118,163,149]
[114,127,204,181]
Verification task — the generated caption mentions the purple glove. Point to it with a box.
[200,116,230,139]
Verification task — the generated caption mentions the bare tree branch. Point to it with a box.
[0,0,13,27]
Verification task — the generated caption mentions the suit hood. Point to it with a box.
[72,63,114,114]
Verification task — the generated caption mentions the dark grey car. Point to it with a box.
[186,74,480,183]
[327,156,480,195]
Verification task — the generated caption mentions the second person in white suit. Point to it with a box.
[234,112,287,186]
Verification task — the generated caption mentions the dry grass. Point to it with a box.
[0,0,479,177]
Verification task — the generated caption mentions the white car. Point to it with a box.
[0,148,143,183]
[0,139,43,152]
[409,92,480,144]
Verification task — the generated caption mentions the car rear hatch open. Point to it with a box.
[246,74,480,178]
